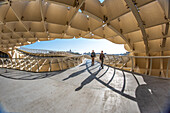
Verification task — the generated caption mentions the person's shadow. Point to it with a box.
[75,61,136,101]
[75,62,101,91]
[62,68,87,81]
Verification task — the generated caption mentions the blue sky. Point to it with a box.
[23,38,127,54]
[99,0,104,3]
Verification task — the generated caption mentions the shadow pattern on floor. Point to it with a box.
[0,69,65,80]
[0,60,170,113]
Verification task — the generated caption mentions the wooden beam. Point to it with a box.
[124,20,170,35]
[39,0,47,32]
[160,22,169,77]
[39,0,51,40]
[81,20,134,51]
[158,0,170,19]
[161,22,169,48]
[44,0,74,8]
[129,34,170,44]
[64,0,86,36]
[107,24,133,51]
[108,0,156,23]
[160,53,165,77]
[124,0,149,55]
[7,1,36,40]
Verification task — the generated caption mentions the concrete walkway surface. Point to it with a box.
[0,59,170,113]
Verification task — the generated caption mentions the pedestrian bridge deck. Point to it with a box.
[0,59,170,113]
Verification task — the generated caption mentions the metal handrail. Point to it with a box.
[107,55,170,59]
[1,55,170,78]
[84,55,170,78]
[104,55,170,78]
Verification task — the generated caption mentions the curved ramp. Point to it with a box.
[0,59,170,113]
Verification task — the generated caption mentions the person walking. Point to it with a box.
[99,51,105,69]
[91,50,96,66]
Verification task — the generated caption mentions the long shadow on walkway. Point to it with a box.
[0,69,65,80]
[75,62,102,91]
[62,68,88,81]
[98,66,109,79]
[75,61,136,101]
[106,68,115,85]
[121,70,126,93]
[62,61,99,81]
[99,65,170,113]
[79,61,90,67]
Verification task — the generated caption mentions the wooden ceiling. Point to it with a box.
[0,0,169,55]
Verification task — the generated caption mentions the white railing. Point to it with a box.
[85,55,170,78]
[0,55,83,73]
[1,54,170,78]
[107,55,170,78]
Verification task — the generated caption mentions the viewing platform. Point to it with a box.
[0,0,169,112]
[0,59,169,113]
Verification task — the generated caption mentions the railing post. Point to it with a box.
[1,59,4,68]
[79,57,81,64]
[75,58,78,65]
[113,56,116,67]
[166,58,170,78]
[30,59,32,71]
[107,56,110,65]
[25,59,27,71]
[145,58,149,75]
[5,58,8,73]
[5,59,7,69]
[149,58,152,76]
[20,59,21,70]
[73,58,75,67]
[77,57,79,65]
[76,57,79,65]
[17,59,19,69]
[49,59,52,72]
[57,59,61,70]
[67,59,70,68]
[160,58,165,77]
[31,59,32,71]
[120,56,124,69]
[15,59,16,69]
[131,57,134,72]
[61,59,64,70]
[37,58,39,72]
[10,59,12,69]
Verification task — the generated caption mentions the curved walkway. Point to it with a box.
[0,59,170,113]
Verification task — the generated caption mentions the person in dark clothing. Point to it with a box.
[99,51,105,69]
[91,50,96,66]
